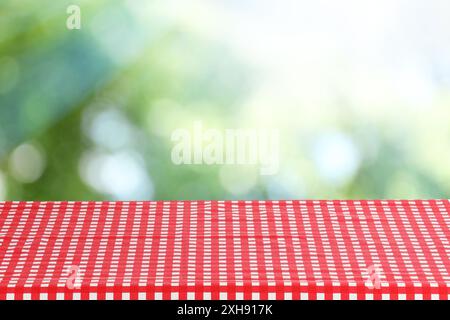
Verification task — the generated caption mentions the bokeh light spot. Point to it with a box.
[312,132,361,186]
[9,143,46,184]
[79,149,154,200]
[84,109,134,150]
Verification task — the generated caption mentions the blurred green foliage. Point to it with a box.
[0,0,449,200]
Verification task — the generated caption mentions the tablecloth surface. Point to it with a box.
[0,200,449,300]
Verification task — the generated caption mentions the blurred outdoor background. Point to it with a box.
[1,0,450,200]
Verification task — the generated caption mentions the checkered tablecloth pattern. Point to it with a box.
[0,200,449,300]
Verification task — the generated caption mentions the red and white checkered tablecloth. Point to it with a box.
[0,200,449,300]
